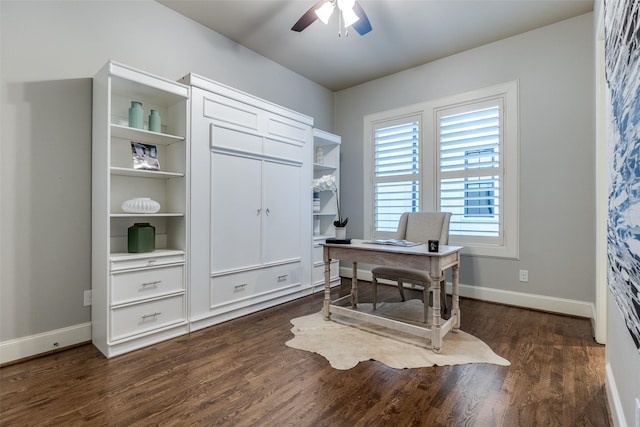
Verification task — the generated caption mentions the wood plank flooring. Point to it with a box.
[0,280,611,426]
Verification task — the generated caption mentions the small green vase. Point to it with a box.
[128,101,143,129]
[128,223,155,253]
[148,109,161,133]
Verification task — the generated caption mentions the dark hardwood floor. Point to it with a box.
[1,280,611,426]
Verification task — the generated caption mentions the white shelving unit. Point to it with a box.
[312,129,341,289]
[92,61,190,358]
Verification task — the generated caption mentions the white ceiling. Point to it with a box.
[157,0,594,91]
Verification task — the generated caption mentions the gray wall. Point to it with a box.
[334,13,596,303]
[0,0,334,342]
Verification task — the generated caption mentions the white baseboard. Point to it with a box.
[0,322,91,365]
[605,362,628,427]
[339,266,594,318]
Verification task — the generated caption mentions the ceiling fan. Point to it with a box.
[291,0,372,36]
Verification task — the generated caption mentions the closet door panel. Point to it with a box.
[210,151,262,273]
[263,160,301,264]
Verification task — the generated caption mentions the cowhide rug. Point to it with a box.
[286,299,510,370]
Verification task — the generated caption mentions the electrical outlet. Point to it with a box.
[519,270,529,282]
[83,290,92,306]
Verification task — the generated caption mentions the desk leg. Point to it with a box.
[351,262,358,308]
[323,248,331,320]
[452,263,460,331]
[430,273,442,353]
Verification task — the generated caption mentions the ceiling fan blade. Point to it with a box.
[291,0,326,32]
[351,1,372,35]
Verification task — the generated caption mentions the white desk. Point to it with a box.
[323,239,462,353]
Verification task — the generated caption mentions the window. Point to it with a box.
[464,178,495,217]
[372,117,421,232]
[364,81,519,258]
[438,103,502,241]
[463,148,497,217]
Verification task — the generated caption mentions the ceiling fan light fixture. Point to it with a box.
[336,0,355,11]
[291,0,371,36]
[341,7,360,27]
[315,1,335,25]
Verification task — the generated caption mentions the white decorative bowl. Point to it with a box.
[121,198,160,214]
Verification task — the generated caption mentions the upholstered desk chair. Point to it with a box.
[371,211,452,323]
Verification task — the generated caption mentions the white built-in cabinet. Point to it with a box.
[92,61,190,358]
[181,73,314,331]
[92,63,342,357]
[312,129,342,288]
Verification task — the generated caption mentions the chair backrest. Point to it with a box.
[394,212,452,244]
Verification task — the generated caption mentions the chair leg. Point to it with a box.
[397,281,406,301]
[372,276,378,311]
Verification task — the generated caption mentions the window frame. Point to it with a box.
[364,81,519,259]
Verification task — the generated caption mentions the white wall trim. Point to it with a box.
[0,323,91,365]
[340,266,594,318]
[594,0,608,345]
[605,362,628,427]
[1,258,597,364]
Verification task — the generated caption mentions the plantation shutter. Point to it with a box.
[438,101,502,240]
[373,117,420,232]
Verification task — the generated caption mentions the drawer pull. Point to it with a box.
[141,312,162,320]
[277,274,288,282]
[234,283,248,291]
[147,259,157,266]
[141,281,161,288]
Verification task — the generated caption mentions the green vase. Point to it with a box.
[128,223,155,253]
[128,101,143,129]
[148,109,161,133]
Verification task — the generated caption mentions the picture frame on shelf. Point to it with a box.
[131,142,160,171]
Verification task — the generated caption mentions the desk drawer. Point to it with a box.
[111,265,184,305]
[110,295,185,341]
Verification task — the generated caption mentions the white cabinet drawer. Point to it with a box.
[110,251,185,271]
[111,265,184,305]
[210,263,301,306]
[110,295,185,341]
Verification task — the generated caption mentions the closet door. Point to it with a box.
[210,151,262,272]
[263,159,302,264]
